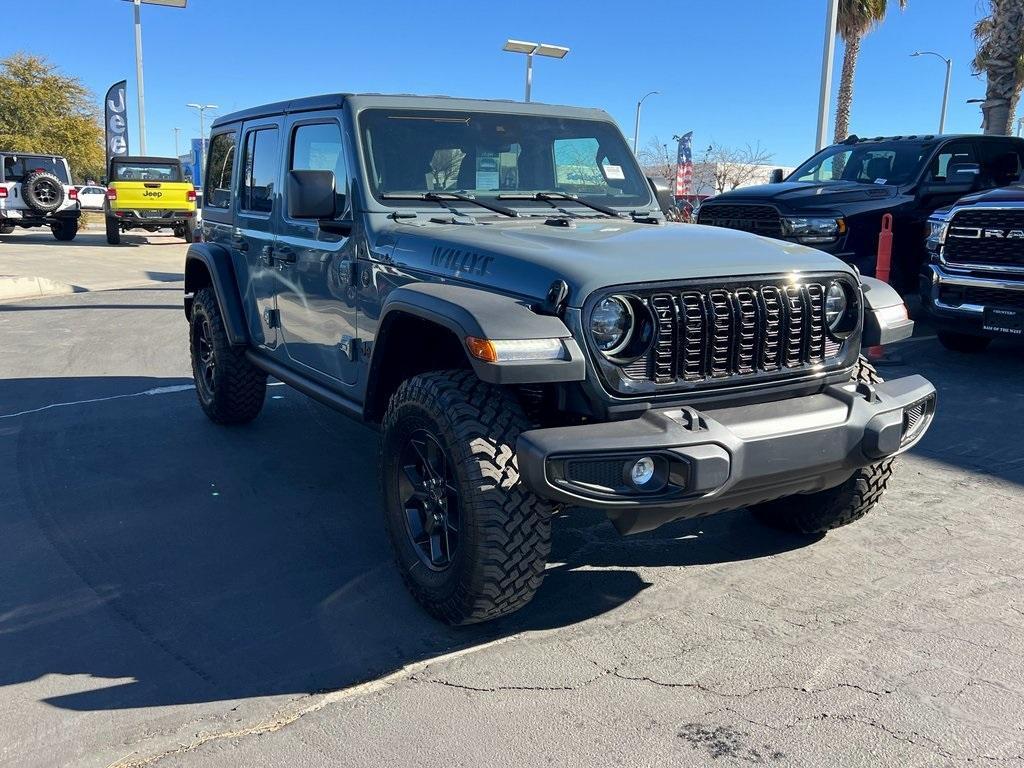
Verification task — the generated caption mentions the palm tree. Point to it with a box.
[833,0,908,143]
[972,0,1024,135]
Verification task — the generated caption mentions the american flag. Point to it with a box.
[675,132,693,198]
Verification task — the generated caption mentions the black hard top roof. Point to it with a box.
[211,92,612,129]
[109,155,181,164]
[836,133,1024,146]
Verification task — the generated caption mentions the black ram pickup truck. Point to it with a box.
[920,183,1024,351]
[697,134,1024,293]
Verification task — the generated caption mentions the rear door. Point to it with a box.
[275,113,359,386]
[236,119,285,353]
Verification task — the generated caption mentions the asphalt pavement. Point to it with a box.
[1,230,1022,767]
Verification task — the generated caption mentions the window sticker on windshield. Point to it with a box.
[874,178,887,184]
[603,164,625,180]
[475,152,500,190]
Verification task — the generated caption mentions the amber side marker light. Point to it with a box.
[465,337,567,363]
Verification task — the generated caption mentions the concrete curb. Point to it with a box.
[0,275,81,302]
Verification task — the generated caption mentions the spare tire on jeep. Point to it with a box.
[22,170,65,213]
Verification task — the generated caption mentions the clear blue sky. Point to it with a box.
[3,0,999,167]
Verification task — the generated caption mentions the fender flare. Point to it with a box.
[860,276,914,347]
[184,243,249,345]
[373,283,586,384]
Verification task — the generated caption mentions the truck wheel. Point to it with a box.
[51,219,78,241]
[751,357,895,534]
[22,171,65,213]
[0,223,14,235]
[105,216,121,245]
[182,219,195,242]
[937,330,991,354]
[189,287,267,424]
[381,370,553,625]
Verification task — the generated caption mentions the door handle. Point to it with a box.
[260,245,274,266]
[275,246,296,264]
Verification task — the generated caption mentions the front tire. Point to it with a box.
[105,216,121,245]
[381,370,553,625]
[189,287,267,424]
[751,357,895,534]
[0,222,14,235]
[937,330,991,354]
[51,219,78,241]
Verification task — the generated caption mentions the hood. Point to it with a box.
[384,217,854,307]
[704,180,897,211]
[950,183,1024,208]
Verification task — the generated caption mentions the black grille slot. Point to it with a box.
[806,283,826,363]
[679,292,706,381]
[759,285,784,371]
[697,203,783,237]
[940,285,1024,310]
[650,294,677,382]
[945,209,1024,268]
[733,288,758,374]
[707,290,734,378]
[565,459,624,490]
[783,286,806,367]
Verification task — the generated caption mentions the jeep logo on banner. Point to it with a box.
[104,80,130,163]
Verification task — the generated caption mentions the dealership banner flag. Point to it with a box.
[675,131,693,198]
[104,80,129,165]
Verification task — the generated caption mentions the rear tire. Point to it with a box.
[0,223,14,235]
[105,216,121,245]
[751,357,895,534]
[381,370,553,625]
[189,287,267,424]
[937,330,991,354]
[182,219,195,242]
[51,219,78,241]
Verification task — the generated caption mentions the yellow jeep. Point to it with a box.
[105,155,196,244]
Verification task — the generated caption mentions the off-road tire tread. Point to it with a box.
[937,330,991,354]
[0,223,14,235]
[22,170,64,213]
[381,370,552,625]
[751,357,895,534]
[51,219,78,241]
[105,216,121,245]
[189,287,266,424]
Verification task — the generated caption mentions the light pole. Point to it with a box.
[502,39,570,102]
[123,0,188,154]
[911,51,953,133]
[173,127,180,158]
[186,103,218,160]
[815,0,839,150]
[633,91,659,154]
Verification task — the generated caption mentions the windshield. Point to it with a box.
[2,155,70,184]
[359,109,650,211]
[789,141,930,186]
[111,161,182,182]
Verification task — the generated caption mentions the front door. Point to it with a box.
[275,115,360,386]
[236,120,283,352]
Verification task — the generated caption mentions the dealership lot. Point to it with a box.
[1,231,1023,767]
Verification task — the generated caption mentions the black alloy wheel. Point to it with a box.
[193,314,217,402]
[399,429,460,570]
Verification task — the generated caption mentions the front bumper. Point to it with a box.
[919,264,1024,335]
[517,374,936,534]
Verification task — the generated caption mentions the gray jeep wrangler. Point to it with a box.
[185,94,936,624]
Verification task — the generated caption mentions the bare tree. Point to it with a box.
[700,142,775,194]
[428,149,466,190]
[636,135,676,181]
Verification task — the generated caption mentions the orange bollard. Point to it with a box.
[875,213,893,284]
[868,213,896,363]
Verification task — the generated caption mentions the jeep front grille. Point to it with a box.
[609,278,849,389]
[697,203,783,237]
[945,209,1024,269]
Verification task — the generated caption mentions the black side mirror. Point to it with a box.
[769,168,785,184]
[287,169,336,219]
[919,162,980,198]
[646,175,674,215]
[947,162,981,184]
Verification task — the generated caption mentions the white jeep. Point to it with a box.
[0,152,81,241]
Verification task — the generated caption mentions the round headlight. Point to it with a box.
[591,296,634,355]
[825,282,848,330]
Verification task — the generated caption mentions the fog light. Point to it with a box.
[629,456,656,487]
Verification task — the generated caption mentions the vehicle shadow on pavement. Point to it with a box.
[0,375,819,714]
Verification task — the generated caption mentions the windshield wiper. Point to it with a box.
[381,191,519,218]
[498,191,625,218]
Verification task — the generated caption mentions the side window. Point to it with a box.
[929,142,977,181]
[205,132,236,209]
[241,127,280,214]
[977,141,1024,187]
[290,122,347,213]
